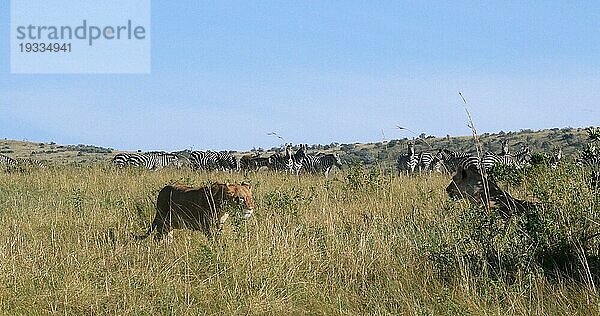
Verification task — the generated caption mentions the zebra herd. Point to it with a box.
[3,139,596,180]
[112,144,344,177]
[397,140,542,175]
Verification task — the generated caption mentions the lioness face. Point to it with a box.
[225,182,255,219]
[446,167,486,203]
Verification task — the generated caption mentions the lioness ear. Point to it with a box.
[241,181,252,189]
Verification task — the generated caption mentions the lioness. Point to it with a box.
[135,182,254,241]
[446,166,538,217]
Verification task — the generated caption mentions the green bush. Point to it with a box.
[489,164,524,187]
[344,163,382,192]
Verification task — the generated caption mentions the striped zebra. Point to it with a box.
[16,158,45,168]
[301,153,342,177]
[577,148,599,189]
[501,139,510,155]
[417,152,438,173]
[115,152,181,170]
[461,147,532,172]
[437,149,471,174]
[112,153,130,168]
[189,151,219,170]
[493,146,531,169]
[0,154,46,169]
[577,145,599,168]
[189,151,237,171]
[240,154,270,172]
[550,147,562,169]
[269,144,307,175]
[268,152,289,171]
[267,144,293,172]
[0,153,17,168]
[578,155,600,168]
[216,151,238,171]
[290,145,306,175]
[396,142,418,175]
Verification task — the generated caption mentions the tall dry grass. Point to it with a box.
[0,164,598,314]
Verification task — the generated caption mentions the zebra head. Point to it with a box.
[294,144,308,161]
[501,139,510,155]
[407,142,415,156]
[333,153,343,168]
[284,144,292,158]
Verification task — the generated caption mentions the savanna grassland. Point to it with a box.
[0,162,599,315]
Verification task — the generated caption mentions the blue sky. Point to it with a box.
[1,1,599,151]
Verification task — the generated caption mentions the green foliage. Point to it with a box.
[67,144,113,154]
[530,151,549,166]
[428,203,545,283]
[489,164,524,187]
[344,163,382,192]
[262,187,315,217]
[3,164,28,174]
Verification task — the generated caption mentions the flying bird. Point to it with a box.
[267,132,284,140]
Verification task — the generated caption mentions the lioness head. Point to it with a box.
[446,166,500,204]
[216,181,255,219]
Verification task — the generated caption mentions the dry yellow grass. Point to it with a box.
[0,164,598,314]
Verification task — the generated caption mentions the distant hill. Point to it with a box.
[333,127,592,168]
[1,126,595,167]
[0,139,116,164]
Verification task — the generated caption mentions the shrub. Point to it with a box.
[489,164,524,187]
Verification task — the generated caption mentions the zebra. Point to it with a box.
[437,149,471,174]
[189,151,237,171]
[501,139,510,155]
[216,151,238,172]
[240,154,270,172]
[151,152,182,169]
[268,153,289,172]
[498,146,531,168]
[288,144,308,175]
[0,153,17,169]
[120,152,181,170]
[578,155,600,168]
[1,153,17,165]
[189,151,219,170]
[112,153,130,168]
[461,146,532,172]
[16,158,45,168]
[577,147,600,189]
[301,153,343,177]
[578,145,599,167]
[269,144,307,175]
[550,147,562,169]
[417,151,437,173]
[396,142,418,175]
[267,144,294,172]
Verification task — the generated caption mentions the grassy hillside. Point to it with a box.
[334,127,591,169]
[0,139,115,164]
